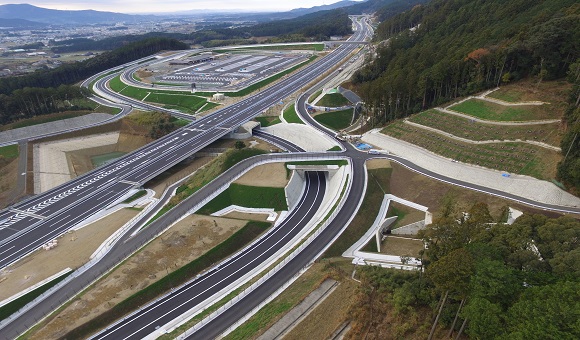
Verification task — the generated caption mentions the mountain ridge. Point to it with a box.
[0,3,156,25]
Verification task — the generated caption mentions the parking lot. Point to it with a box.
[153,52,309,91]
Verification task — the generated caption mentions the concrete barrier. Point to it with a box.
[285,170,306,211]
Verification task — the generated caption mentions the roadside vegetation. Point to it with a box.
[146,148,268,225]
[0,271,71,321]
[254,116,281,127]
[316,93,350,107]
[314,108,353,130]
[308,89,323,103]
[197,183,288,215]
[214,43,324,53]
[125,111,183,139]
[408,109,561,146]
[449,99,558,121]
[60,220,271,340]
[283,104,304,124]
[0,144,19,161]
[108,76,214,114]
[381,121,560,180]
[323,167,392,258]
[122,190,147,204]
[222,261,332,339]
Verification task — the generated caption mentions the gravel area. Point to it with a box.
[362,129,580,208]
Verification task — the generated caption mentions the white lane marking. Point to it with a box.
[0,246,15,256]
[108,173,323,339]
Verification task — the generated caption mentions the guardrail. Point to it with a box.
[178,160,353,338]
[0,152,349,338]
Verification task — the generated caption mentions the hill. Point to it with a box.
[351,0,579,191]
[0,4,155,25]
[0,17,47,29]
[287,0,360,17]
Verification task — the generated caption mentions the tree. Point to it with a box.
[505,281,580,339]
[234,141,246,149]
[427,248,474,340]
[462,297,503,339]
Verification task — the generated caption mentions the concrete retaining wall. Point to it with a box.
[391,220,426,235]
[285,170,305,211]
[0,113,113,145]
[33,132,120,193]
[316,165,347,221]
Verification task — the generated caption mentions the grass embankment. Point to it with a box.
[61,221,271,340]
[327,146,342,151]
[283,104,304,124]
[0,272,71,321]
[323,167,392,258]
[409,109,561,146]
[222,262,332,339]
[108,76,215,114]
[316,93,350,107]
[147,148,268,225]
[0,100,121,132]
[254,116,281,127]
[213,43,324,53]
[314,108,353,131]
[486,80,571,105]
[0,144,19,160]
[308,89,323,103]
[381,121,560,179]
[112,54,317,105]
[122,190,147,204]
[449,98,557,121]
[198,183,288,215]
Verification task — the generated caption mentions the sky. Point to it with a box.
[5,1,351,13]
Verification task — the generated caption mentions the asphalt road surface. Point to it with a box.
[0,17,369,270]
[93,171,326,339]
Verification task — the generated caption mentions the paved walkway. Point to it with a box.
[362,129,580,208]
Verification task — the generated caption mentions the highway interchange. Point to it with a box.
[0,17,367,270]
[0,17,368,339]
[1,14,579,340]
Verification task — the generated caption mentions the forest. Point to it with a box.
[351,0,580,191]
[346,202,580,339]
[0,38,188,125]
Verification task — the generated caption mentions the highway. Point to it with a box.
[2,13,578,340]
[0,17,369,270]
[94,171,327,339]
[0,150,349,340]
